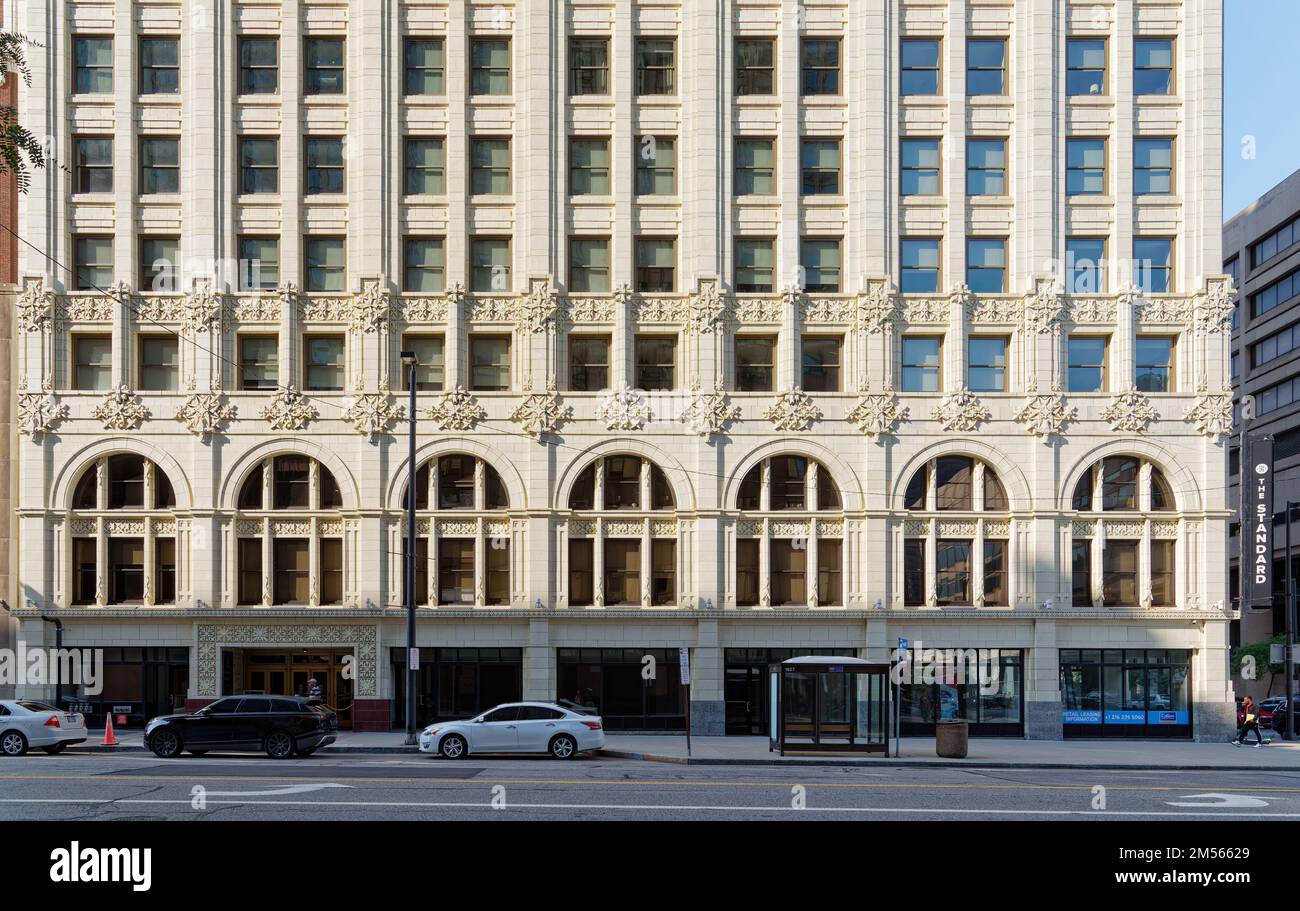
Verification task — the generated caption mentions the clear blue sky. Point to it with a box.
[1224,0,1300,218]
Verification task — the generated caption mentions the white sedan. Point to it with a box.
[0,700,89,756]
[419,702,605,759]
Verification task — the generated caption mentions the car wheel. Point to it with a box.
[549,734,577,760]
[150,728,183,759]
[440,734,468,759]
[1,731,28,757]
[43,744,67,755]
[264,730,295,759]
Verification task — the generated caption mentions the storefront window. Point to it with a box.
[1060,649,1191,737]
[897,649,1023,735]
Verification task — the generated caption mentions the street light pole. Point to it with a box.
[401,351,419,746]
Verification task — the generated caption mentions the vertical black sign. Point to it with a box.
[1246,435,1274,607]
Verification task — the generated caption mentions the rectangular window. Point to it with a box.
[1135,336,1174,393]
[635,136,676,195]
[1102,540,1139,605]
[1066,139,1106,195]
[1067,38,1106,96]
[801,335,842,392]
[968,336,1008,392]
[1134,38,1173,95]
[651,540,677,606]
[817,539,842,605]
[304,38,345,95]
[569,539,594,606]
[74,236,113,291]
[73,539,97,605]
[486,538,510,605]
[320,538,343,605]
[239,236,280,290]
[735,238,775,293]
[636,238,676,292]
[274,457,311,509]
[471,238,511,292]
[604,540,641,606]
[139,336,179,391]
[404,38,445,95]
[901,238,941,293]
[239,37,279,94]
[139,138,180,194]
[569,237,611,293]
[967,139,1007,196]
[74,37,113,94]
[801,238,841,292]
[304,335,345,392]
[139,236,179,292]
[1150,540,1175,606]
[635,335,676,391]
[438,539,474,604]
[902,139,941,195]
[470,39,510,95]
[238,335,279,390]
[569,38,609,95]
[1249,216,1299,269]
[569,334,611,391]
[901,39,940,95]
[983,540,1007,606]
[304,138,345,194]
[771,540,807,606]
[304,236,346,292]
[239,138,279,194]
[801,139,841,195]
[74,137,113,193]
[901,336,942,392]
[735,335,776,392]
[603,456,642,509]
[404,139,446,195]
[110,539,146,604]
[636,39,676,95]
[73,335,112,391]
[904,539,926,605]
[403,237,445,293]
[966,38,1006,95]
[471,138,511,195]
[238,539,263,605]
[1067,335,1108,393]
[1134,139,1173,195]
[569,138,609,195]
[273,540,309,604]
[1250,269,1300,319]
[801,39,840,95]
[1072,540,1092,607]
[967,238,1007,293]
[735,139,776,195]
[470,335,511,391]
[1135,237,1173,293]
[736,539,760,607]
[736,39,775,95]
[1067,237,1106,293]
[401,334,445,392]
[155,538,177,604]
[140,37,179,94]
[935,539,971,605]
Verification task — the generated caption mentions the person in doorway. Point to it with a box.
[307,677,323,703]
[1233,695,1265,747]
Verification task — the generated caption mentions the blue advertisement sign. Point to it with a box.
[1062,709,1101,724]
[1062,709,1189,725]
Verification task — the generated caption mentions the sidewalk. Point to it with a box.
[71,729,1300,770]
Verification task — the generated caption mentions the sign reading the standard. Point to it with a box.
[1246,435,1274,607]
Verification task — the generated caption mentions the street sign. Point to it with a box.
[678,647,690,685]
[408,648,420,671]
[898,637,909,664]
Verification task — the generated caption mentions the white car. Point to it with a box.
[419,702,605,760]
[0,700,89,756]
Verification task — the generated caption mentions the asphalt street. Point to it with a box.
[2,751,1299,821]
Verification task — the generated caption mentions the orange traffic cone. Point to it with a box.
[102,714,119,746]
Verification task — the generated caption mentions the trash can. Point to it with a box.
[935,720,969,758]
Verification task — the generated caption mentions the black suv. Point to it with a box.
[144,696,338,759]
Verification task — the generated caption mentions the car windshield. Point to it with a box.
[17,701,56,713]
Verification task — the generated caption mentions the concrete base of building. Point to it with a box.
[690,700,725,735]
[1025,700,1064,740]
[1194,701,1238,742]
[353,698,390,732]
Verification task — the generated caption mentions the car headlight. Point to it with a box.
[421,727,440,738]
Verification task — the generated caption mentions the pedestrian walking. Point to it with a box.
[307,677,323,702]
[1233,695,1265,747]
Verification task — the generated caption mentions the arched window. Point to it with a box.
[567,455,678,607]
[1070,456,1178,608]
[733,455,844,607]
[235,456,346,607]
[68,454,179,606]
[901,456,1010,608]
[398,455,511,607]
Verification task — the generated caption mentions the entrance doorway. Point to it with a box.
[235,649,355,729]
[725,648,844,735]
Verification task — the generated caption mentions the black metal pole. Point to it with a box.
[1288,502,1297,741]
[404,357,418,745]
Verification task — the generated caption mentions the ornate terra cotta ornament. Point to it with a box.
[1014,385,1077,438]
[764,389,821,432]
[682,381,740,438]
[16,386,69,440]
[425,386,486,432]
[181,277,223,334]
[94,385,150,431]
[848,390,908,437]
[932,386,991,433]
[687,279,729,334]
[518,277,560,334]
[1102,387,1159,434]
[857,281,897,333]
[344,391,404,440]
[511,379,572,440]
[176,392,237,440]
[1195,276,1237,333]
[260,385,318,431]
[1024,277,1066,334]
[349,278,391,333]
[597,384,652,432]
[17,276,53,332]
[1185,388,1233,438]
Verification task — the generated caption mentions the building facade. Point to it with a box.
[13,0,1234,739]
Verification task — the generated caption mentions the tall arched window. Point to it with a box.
[1070,456,1177,608]
[69,454,179,606]
[567,455,678,607]
[235,456,346,607]
[901,456,1011,607]
[733,455,844,607]
[399,454,511,607]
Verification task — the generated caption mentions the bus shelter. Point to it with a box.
[768,656,891,755]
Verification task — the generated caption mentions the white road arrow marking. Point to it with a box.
[1164,792,1271,808]
[200,783,355,797]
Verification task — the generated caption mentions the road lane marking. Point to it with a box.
[1164,792,1272,808]
[201,783,355,797]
